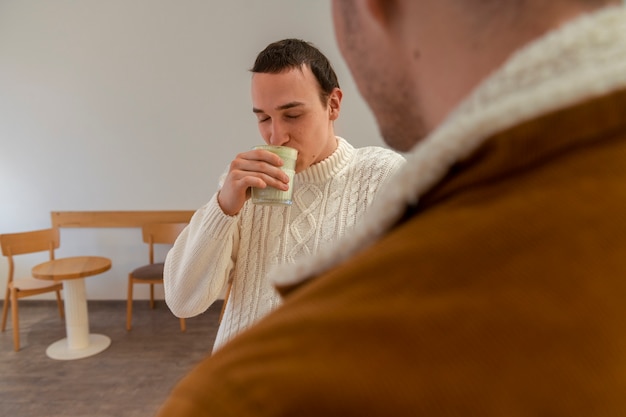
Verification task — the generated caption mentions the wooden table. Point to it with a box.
[32,256,112,360]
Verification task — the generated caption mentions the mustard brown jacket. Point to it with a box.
[157,6,626,417]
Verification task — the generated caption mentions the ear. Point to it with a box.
[328,88,343,121]
[365,0,401,30]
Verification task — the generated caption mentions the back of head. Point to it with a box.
[251,38,340,103]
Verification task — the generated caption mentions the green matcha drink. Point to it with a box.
[251,145,298,205]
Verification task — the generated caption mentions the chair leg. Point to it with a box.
[179,318,186,332]
[149,284,155,309]
[55,289,65,319]
[1,287,9,332]
[11,288,20,352]
[126,276,134,331]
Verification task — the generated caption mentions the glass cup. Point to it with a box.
[250,145,298,206]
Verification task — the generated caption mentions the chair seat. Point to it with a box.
[11,277,63,291]
[130,262,164,280]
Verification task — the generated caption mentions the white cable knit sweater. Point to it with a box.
[164,137,404,350]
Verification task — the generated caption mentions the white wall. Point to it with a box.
[0,0,386,300]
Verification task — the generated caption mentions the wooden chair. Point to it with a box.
[1,228,65,351]
[126,222,187,331]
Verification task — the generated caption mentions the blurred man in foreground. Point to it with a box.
[158,1,626,415]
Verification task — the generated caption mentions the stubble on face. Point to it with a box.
[369,68,428,153]
[333,0,429,152]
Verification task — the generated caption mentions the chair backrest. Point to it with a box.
[0,228,60,283]
[141,222,187,264]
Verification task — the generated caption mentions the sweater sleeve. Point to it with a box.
[164,192,240,318]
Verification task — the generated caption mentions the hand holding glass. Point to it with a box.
[251,145,298,206]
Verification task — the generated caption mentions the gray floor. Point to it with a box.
[0,300,221,417]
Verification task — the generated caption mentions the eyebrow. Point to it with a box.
[252,101,305,114]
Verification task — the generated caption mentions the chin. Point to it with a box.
[383,137,417,153]
[380,118,428,153]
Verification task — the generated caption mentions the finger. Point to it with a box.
[248,149,284,167]
[230,159,289,184]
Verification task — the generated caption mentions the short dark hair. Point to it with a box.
[251,38,340,105]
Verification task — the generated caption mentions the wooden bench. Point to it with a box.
[47,210,199,302]
[51,211,195,229]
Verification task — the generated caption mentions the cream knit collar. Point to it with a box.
[296,136,353,183]
[272,5,626,288]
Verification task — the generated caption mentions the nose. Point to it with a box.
[268,119,289,146]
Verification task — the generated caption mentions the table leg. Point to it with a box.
[45,278,111,360]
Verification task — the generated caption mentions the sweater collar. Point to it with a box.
[295,137,353,183]
[272,5,626,291]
